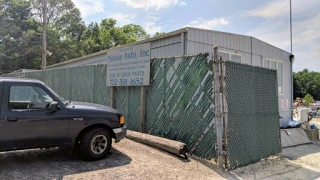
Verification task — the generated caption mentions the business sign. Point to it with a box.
[106,43,150,86]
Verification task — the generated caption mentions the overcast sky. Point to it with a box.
[73,0,320,72]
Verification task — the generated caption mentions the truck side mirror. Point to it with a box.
[50,101,60,113]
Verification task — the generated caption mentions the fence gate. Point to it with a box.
[143,54,217,159]
[213,46,282,169]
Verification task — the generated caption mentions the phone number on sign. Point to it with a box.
[110,78,144,86]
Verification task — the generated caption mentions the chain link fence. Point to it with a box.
[2,65,111,107]
[2,52,281,169]
[114,86,141,132]
[145,54,216,159]
[224,61,281,169]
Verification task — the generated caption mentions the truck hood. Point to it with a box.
[66,101,120,114]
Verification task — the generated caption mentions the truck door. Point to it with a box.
[0,82,70,150]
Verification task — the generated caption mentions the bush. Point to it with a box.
[304,93,314,106]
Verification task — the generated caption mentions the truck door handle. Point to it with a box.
[6,117,18,122]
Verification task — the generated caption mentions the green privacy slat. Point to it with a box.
[93,65,111,106]
[70,65,95,103]
[224,61,281,170]
[114,86,141,132]
[145,54,216,159]
[52,68,70,100]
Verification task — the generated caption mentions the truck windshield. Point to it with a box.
[46,86,69,105]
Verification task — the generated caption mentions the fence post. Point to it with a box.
[213,46,224,168]
[140,86,146,133]
[220,57,228,169]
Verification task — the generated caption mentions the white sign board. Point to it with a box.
[106,43,150,86]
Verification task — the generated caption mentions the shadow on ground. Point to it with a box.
[138,142,191,163]
[282,142,320,160]
[0,147,131,180]
[231,157,320,180]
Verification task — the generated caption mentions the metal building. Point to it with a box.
[47,27,293,126]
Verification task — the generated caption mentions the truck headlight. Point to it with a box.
[120,116,125,125]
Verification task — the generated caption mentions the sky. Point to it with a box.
[72,0,320,72]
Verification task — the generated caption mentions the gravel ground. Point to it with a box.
[0,139,224,180]
[1,138,320,180]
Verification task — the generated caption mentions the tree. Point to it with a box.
[0,0,150,70]
[304,93,314,106]
[0,0,42,70]
[31,0,79,27]
[153,32,165,37]
[81,18,150,54]
[121,24,150,40]
[293,69,320,100]
[31,0,86,65]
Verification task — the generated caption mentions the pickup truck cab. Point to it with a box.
[0,78,126,160]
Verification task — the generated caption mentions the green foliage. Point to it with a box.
[153,32,165,37]
[0,0,42,70]
[0,0,151,71]
[304,93,314,105]
[293,69,320,100]
[121,24,150,40]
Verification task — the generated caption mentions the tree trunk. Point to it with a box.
[126,130,188,158]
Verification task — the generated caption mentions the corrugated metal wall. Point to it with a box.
[186,28,292,123]
[150,34,182,58]
[252,38,290,61]
[186,29,290,62]
[187,29,252,54]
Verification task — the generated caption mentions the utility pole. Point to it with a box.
[41,0,47,70]
[290,0,292,54]
[289,0,294,122]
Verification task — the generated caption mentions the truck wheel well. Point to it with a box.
[74,124,115,145]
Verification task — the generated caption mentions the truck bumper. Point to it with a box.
[113,126,127,143]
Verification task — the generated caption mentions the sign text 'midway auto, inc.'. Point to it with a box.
[106,43,150,86]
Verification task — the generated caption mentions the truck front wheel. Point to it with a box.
[79,128,112,160]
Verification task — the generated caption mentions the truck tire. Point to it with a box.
[79,128,112,161]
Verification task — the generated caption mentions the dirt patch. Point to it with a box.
[63,139,225,180]
[0,139,223,180]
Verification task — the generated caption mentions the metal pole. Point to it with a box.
[140,86,146,133]
[290,0,292,54]
[220,57,228,168]
[213,46,224,168]
[41,0,47,70]
[290,0,294,122]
